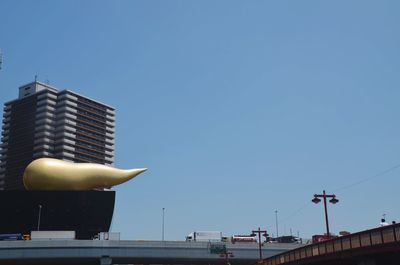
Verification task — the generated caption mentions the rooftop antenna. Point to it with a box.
[34,75,38,82]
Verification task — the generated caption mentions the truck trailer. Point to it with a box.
[30,231,76,240]
[186,231,222,242]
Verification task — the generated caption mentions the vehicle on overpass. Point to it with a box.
[0,234,22,241]
[186,231,223,242]
[231,235,257,243]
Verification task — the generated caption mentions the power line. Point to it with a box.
[280,202,310,224]
[332,162,400,192]
[280,161,400,224]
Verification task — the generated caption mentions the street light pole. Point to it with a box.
[37,205,42,231]
[162,207,165,241]
[275,210,279,238]
[252,227,267,261]
[219,250,234,265]
[322,191,330,237]
[312,190,339,239]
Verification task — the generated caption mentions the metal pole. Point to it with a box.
[37,205,42,231]
[221,251,232,265]
[275,210,279,238]
[252,228,267,261]
[162,207,165,241]
[322,190,330,238]
[0,49,3,70]
[258,227,262,260]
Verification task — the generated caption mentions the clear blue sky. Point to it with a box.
[1,0,400,240]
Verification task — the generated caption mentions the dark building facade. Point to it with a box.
[0,190,115,239]
[0,81,115,190]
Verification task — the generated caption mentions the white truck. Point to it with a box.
[186,231,222,242]
[96,232,120,241]
[30,231,76,240]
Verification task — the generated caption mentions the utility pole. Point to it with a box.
[275,210,279,238]
[251,227,267,261]
[162,207,165,241]
[219,250,234,265]
[37,205,42,231]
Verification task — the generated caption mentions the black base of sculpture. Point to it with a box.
[0,190,115,239]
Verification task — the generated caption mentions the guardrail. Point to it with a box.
[264,223,400,265]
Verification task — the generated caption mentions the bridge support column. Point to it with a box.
[100,256,112,265]
[358,259,376,265]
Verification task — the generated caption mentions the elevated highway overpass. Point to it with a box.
[0,240,301,265]
[263,223,400,265]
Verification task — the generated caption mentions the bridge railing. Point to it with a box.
[264,223,400,265]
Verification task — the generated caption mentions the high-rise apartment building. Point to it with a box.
[0,81,115,190]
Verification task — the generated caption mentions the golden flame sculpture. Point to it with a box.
[23,158,147,191]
